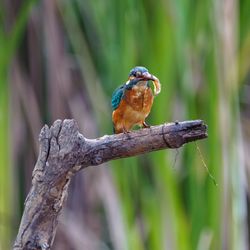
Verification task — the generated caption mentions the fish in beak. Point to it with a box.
[141,72,161,96]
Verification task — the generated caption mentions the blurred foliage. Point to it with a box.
[1,0,250,249]
[0,0,37,249]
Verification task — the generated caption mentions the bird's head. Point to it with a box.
[127,66,161,95]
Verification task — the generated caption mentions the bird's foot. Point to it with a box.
[122,127,130,134]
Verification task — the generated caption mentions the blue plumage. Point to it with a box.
[111,85,125,110]
[111,78,142,110]
[129,66,148,76]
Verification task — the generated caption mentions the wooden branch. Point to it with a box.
[13,119,207,250]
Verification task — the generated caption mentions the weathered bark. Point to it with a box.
[13,119,207,250]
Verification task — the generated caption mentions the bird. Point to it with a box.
[111,66,161,134]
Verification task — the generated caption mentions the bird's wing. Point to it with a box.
[111,84,125,110]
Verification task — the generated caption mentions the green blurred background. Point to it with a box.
[1,0,250,249]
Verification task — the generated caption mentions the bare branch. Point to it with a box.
[14,119,207,250]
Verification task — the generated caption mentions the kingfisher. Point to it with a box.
[111,66,161,134]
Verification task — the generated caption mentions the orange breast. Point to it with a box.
[112,86,154,133]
